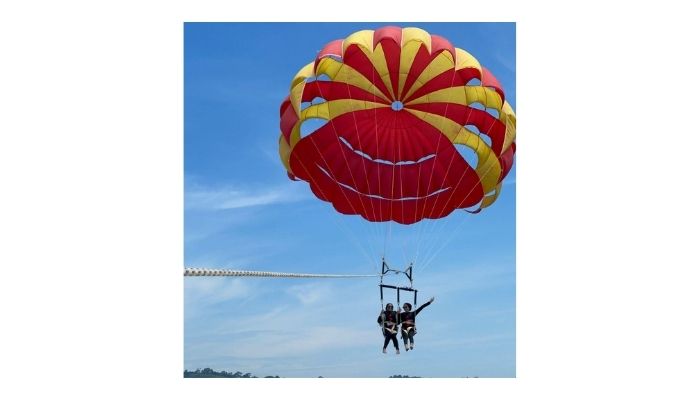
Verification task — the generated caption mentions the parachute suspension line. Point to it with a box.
[299,177,377,273]
[384,219,393,260]
[400,241,408,272]
[416,210,473,274]
[416,142,503,274]
[288,141,378,274]
[411,68,461,272]
[415,107,504,275]
[333,211,381,274]
[414,68,503,272]
[184,268,379,278]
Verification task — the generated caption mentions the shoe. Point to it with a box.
[405,345,410,351]
[396,349,400,354]
[382,348,387,354]
[410,343,414,350]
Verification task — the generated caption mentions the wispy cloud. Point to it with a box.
[429,332,514,349]
[258,144,286,166]
[229,326,376,359]
[185,183,309,211]
[495,52,516,74]
[285,282,333,305]
[417,261,515,296]
[184,278,254,305]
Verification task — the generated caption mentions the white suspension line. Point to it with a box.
[184,267,379,279]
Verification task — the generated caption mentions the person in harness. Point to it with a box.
[399,296,435,351]
[377,303,400,354]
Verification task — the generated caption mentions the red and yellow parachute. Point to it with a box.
[278,26,515,225]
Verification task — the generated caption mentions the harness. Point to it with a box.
[380,310,398,335]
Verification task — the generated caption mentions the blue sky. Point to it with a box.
[184,22,516,378]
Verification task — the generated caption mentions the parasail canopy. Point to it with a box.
[278,26,516,225]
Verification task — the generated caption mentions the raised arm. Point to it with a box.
[415,297,435,315]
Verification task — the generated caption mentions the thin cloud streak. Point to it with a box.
[184,278,253,305]
[495,52,516,74]
[285,282,333,305]
[185,184,309,210]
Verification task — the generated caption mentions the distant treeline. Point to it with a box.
[184,368,424,378]
[184,368,279,378]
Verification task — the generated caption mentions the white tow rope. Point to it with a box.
[184,267,379,278]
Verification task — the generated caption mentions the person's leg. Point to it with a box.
[401,329,409,350]
[409,329,416,349]
[391,334,400,354]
